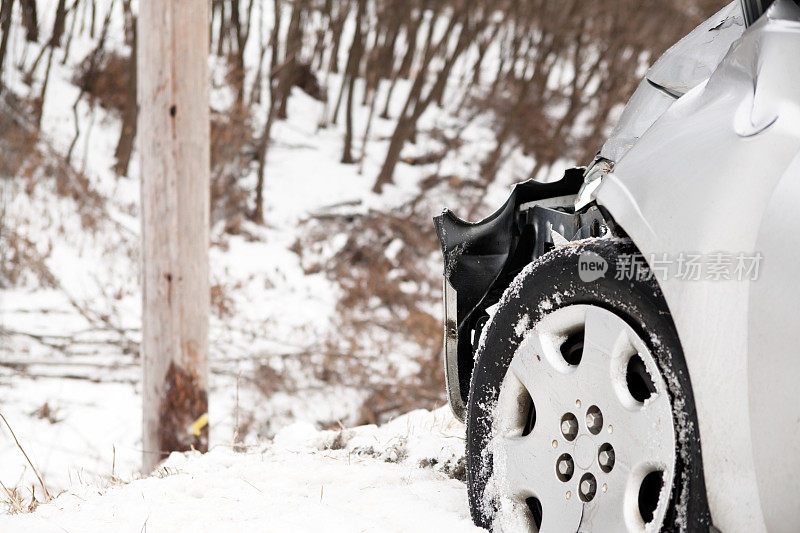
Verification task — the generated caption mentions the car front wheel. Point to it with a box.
[465,241,710,532]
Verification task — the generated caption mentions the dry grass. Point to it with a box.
[292,196,448,425]
[0,481,27,514]
[210,283,236,319]
[107,445,129,487]
[0,94,41,180]
[30,402,61,425]
[0,219,55,289]
[73,50,130,115]
[218,191,452,430]
[210,102,256,229]
[0,411,52,513]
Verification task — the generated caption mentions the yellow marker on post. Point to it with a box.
[189,413,209,436]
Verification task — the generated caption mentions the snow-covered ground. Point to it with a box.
[0,408,479,532]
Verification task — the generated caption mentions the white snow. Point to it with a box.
[513,314,531,338]
[0,408,479,533]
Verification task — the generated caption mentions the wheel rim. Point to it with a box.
[489,305,676,532]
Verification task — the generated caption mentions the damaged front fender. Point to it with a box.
[433,169,585,420]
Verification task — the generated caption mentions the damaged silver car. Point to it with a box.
[434,1,800,531]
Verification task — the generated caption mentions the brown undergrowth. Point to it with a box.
[290,189,454,426]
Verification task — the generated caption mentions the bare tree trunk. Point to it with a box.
[249,0,266,105]
[251,0,283,224]
[25,0,70,79]
[378,5,414,120]
[373,14,470,193]
[341,0,365,164]
[89,0,96,38]
[327,0,350,74]
[330,65,347,124]
[340,79,357,162]
[480,60,536,182]
[360,23,377,107]
[358,74,379,174]
[0,0,14,94]
[50,0,68,47]
[20,0,37,42]
[35,46,54,127]
[229,0,253,103]
[397,5,421,79]
[253,101,275,224]
[61,0,80,64]
[216,0,226,56]
[277,0,304,119]
[377,4,401,79]
[139,0,210,472]
[115,20,137,176]
[313,0,332,71]
[230,0,244,100]
[269,0,281,74]
[379,74,397,119]
[67,0,114,164]
[471,23,499,87]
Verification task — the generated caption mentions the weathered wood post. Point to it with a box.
[138,0,210,472]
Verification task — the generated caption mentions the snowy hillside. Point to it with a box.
[0,2,528,523]
[0,0,501,501]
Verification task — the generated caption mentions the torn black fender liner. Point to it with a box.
[433,168,584,420]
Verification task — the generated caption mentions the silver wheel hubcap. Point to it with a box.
[490,305,676,532]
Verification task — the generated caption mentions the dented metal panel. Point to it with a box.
[598,78,677,163]
[647,2,744,96]
[599,2,745,163]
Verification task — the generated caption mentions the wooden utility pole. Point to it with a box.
[138,0,210,472]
